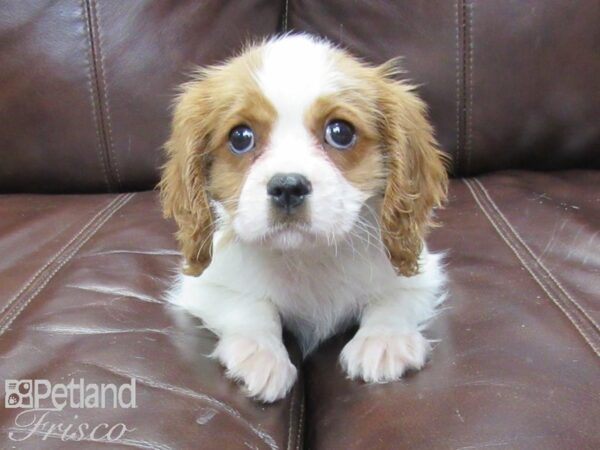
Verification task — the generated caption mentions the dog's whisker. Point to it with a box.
[159,33,448,403]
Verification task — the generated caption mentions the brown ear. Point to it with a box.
[377,65,449,276]
[158,80,214,277]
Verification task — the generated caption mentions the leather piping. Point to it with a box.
[295,385,305,450]
[82,0,120,191]
[81,0,110,190]
[280,0,289,33]
[0,194,135,335]
[456,0,474,175]
[464,178,600,357]
[0,195,120,319]
[90,0,121,189]
[286,375,304,450]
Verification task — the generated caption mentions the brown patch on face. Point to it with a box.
[305,93,386,196]
[158,46,276,276]
[208,92,277,213]
[374,61,449,276]
[306,51,449,277]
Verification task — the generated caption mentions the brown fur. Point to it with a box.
[305,57,449,276]
[375,60,449,276]
[158,48,276,276]
[305,94,384,195]
[160,42,448,278]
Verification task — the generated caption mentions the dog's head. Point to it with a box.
[160,34,448,277]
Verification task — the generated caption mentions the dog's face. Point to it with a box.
[160,35,448,277]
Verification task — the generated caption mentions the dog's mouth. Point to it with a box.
[263,221,316,249]
[266,221,312,237]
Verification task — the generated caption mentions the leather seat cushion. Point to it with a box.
[0,191,303,449]
[305,170,600,450]
[0,171,598,449]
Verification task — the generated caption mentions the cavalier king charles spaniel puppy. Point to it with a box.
[160,34,448,402]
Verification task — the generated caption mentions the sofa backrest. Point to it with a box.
[289,0,600,176]
[1,0,598,193]
[0,0,281,193]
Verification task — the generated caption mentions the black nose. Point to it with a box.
[267,173,312,211]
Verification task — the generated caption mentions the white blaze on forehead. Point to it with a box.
[255,34,341,118]
[233,35,368,246]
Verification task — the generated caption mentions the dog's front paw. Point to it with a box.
[340,327,431,383]
[213,334,297,403]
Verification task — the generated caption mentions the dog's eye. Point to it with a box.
[229,125,255,154]
[324,120,356,150]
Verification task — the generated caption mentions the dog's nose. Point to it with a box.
[267,173,312,211]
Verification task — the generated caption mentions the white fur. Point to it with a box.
[234,35,364,249]
[256,34,342,116]
[169,212,446,401]
[167,35,447,402]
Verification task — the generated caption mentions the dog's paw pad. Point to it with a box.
[213,335,297,403]
[340,328,430,383]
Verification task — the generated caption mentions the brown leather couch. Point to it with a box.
[1,1,599,449]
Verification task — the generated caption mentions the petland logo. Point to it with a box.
[4,378,137,443]
[5,379,137,410]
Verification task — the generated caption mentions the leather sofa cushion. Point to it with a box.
[305,171,600,450]
[0,191,303,449]
[0,171,598,448]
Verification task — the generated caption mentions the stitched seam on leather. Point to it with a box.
[286,382,297,450]
[81,0,110,190]
[464,179,600,357]
[0,196,121,319]
[83,0,117,191]
[456,0,472,175]
[295,384,304,450]
[92,0,121,188]
[0,194,135,336]
[465,179,600,357]
[474,179,600,344]
[454,0,461,174]
[468,179,600,356]
[0,194,133,334]
[465,0,474,173]
[474,179,600,333]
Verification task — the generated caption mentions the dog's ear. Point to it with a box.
[376,61,449,276]
[159,76,215,276]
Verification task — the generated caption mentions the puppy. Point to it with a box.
[160,34,448,402]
